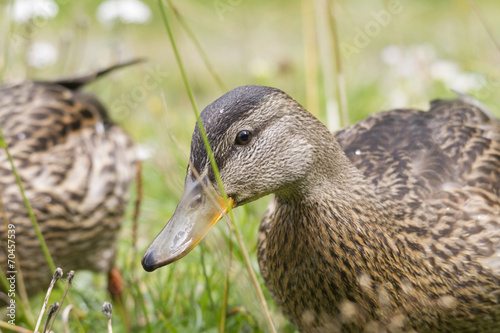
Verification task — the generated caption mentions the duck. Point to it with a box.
[0,62,138,296]
[142,85,500,332]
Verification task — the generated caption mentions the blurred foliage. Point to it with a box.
[1,0,500,332]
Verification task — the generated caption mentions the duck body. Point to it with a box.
[142,86,500,332]
[0,68,136,295]
[258,98,500,332]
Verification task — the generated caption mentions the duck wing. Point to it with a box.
[335,98,500,275]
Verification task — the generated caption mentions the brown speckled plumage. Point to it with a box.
[0,66,136,295]
[143,85,500,332]
[256,94,500,332]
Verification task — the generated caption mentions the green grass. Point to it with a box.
[1,0,500,332]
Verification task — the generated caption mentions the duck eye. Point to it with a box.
[235,130,252,145]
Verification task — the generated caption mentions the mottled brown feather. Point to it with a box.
[0,73,136,295]
[255,95,500,332]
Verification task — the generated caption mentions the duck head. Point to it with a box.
[142,85,336,272]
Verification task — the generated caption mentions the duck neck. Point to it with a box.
[275,131,393,228]
[266,146,402,329]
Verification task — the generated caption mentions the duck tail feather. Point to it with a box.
[51,58,146,90]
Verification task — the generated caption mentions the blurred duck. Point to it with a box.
[0,62,138,296]
[143,86,500,332]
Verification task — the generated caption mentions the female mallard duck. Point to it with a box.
[0,63,137,296]
[142,85,500,332]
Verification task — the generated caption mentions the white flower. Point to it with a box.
[380,45,402,65]
[135,144,154,161]
[447,72,485,92]
[430,60,460,82]
[6,0,58,23]
[97,0,152,26]
[27,41,58,68]
[431,60,485,92]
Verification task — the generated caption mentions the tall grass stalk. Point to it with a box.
[167,0,228,92]
[328,0,349,126]
[301,0,320,118]
[314,0,341,131]
[158,1,276,331]
[467,0,500,55]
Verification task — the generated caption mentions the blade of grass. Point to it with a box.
[199,242,216,311]
[0,127,56,273]
[167,0,228,92]
[0,321,33,333]
[301,0,320,118]
[467,0,500,57]
[161,93,231,333]
[157,3,276,331]
[156,310,179,333]
[61,305,74,333]
[314,0,340,131]
[219,229,232,333]
[133,283,152,333]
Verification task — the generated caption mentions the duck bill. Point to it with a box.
[142,175,233,272]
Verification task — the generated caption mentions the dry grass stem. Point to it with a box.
[102,302,113,333]
[46,270,75,333]
[42,302,59,333]
[35,267,63,333]
[328,0,349,126]
[0,321,33,333]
